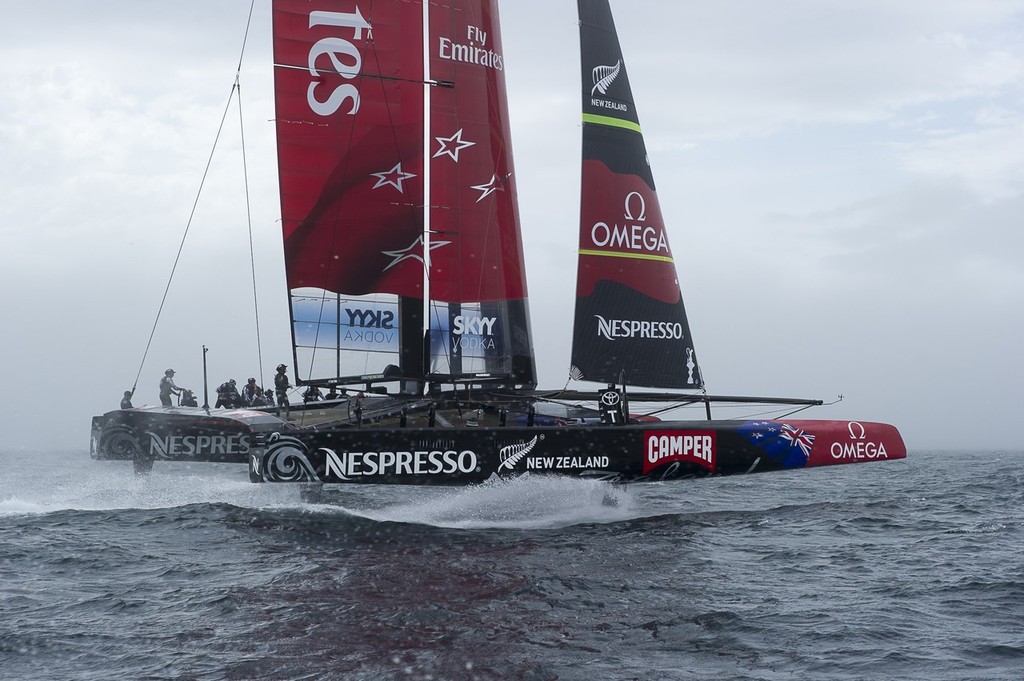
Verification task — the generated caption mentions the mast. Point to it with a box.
[394,0,434,395]
[419,0,432,389]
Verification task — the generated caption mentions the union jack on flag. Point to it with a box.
[780,424,815,459]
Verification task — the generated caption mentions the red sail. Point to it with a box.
[577,162,680,304]
[273,0,535,386]
[273,1,425,297]
[427,0,528,303]
[425,0,535,385]
[273,0,528,302]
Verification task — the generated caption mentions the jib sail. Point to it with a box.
[570,0,702,390]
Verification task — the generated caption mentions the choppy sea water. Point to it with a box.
[1,449,1022,681]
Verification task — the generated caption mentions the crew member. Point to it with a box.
[242,377,259,406]
[274,364,291,416]
[250,386,269,407]
[121,390,133,409]
[159,369,182,407]
[216,379,241,408]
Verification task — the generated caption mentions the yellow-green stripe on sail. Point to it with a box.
[578,248,674,264]
[582,113,642,134]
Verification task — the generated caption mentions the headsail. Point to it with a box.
[272,0,535,388]
[571,0,702,389]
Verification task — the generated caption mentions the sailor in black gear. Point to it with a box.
[274,364,291,415]
[159,369,182,407]
[242,377,258,406]
[215,379,240,408]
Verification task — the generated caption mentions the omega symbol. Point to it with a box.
[624,192,646,221]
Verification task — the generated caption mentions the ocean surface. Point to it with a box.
[1,449,1021,681]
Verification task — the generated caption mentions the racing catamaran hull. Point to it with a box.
[247,418,905,485]
[91,407,289,473]
[91,0,907,485]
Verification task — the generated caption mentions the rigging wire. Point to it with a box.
[238,78,263,381]
[130,1,259,397]
[237,5,264,381]
[131,83,240,397]
[237,87,264,382]
[235,1,256,75]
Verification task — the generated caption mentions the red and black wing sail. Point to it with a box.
[274,1,425,298]
[571,0,702,389]
[272,0,534,387]
[426,0,535,386]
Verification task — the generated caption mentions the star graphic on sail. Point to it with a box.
[381,235,451,271]
[433,128,475,162]
[471,173,509,203]
[371,162,417,193]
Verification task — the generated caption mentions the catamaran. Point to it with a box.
[90,0,906,484]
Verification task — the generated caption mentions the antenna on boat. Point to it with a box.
[201,345,210,410]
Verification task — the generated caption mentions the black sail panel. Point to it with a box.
[570,0,702,389]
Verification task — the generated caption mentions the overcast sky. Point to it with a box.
[1,1,1021,452]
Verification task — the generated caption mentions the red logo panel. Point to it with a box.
[644,430,716,473]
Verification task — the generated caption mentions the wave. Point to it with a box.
[0,453,301,516]
[0,451,646,529]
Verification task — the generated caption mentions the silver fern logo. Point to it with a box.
[498,436,539,471]
[591,60,621,96]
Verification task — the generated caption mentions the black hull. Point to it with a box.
[92,405,905,484]
[90,406,289,466]
[248,419,906,485]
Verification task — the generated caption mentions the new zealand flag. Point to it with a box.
[738,421,816,469]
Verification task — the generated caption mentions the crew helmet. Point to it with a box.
[276,364,287,372]
[165,369,175,376]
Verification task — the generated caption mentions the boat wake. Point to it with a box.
[0,451,642,530]
[322,475,641,530]
[0,452,297,516]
